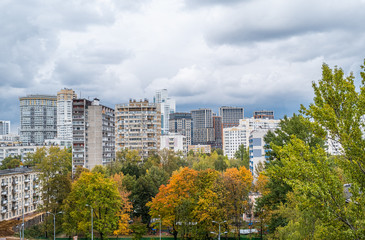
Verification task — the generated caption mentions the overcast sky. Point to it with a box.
[1,0,365,132]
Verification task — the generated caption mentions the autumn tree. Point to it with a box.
[234,144,250,169]
[0,155,21,169]
[62,172,125,239]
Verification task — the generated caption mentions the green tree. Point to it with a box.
[234,144,250,169]
[63,172,123,239]
[0,155,21,169]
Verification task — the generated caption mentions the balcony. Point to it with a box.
[12,198,18,202]
[33,201,39,204]
[24,178,30,183]
[1,191,7,195]
[1,200,8,205]
[12,206,18,210]
[1,209,7,214]
[33,177,39,181]
[33,185,39,189]
[24,195,30,199]
[24,187,30,191]
[12,189,18,193]
[1,182,8,187]
[24,202,29,207]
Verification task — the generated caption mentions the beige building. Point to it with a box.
[115,99,161,159]
[188,144,211,154]
[57,88,77,140]
[72,98,115,172]
[0,168,41,221]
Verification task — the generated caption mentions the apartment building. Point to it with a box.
[115,99,161,159]
[0,145,42,164]
[219,106,244,128]
[160,133,187,154]
[0,121,10,135]
[223,118,280,159]
[72,98,115,172]
[19,95,57,145]
[57,88,77,140]
[249,130,269,177]
[154,89,176,135]
[0,168,41,221]
[188,144,212,154]
[169,112,193,146]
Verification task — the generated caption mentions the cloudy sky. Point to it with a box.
[1,0,365,132]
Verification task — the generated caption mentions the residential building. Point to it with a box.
[72,98,115,172]
[0,121,10,135]
[249,130,270,177]
[57,88,77,140]
[154,89,176,135]
[0,167,41,221]
[188,144,211,154]
[19,95,57,145]
[191,109,214,145]
[253,110,274,119]
[115,99,161,159]
[223,118,280,159]
[169,112,193,146]
[0,145,44,164]
[160,133,187,154]
[219,106,244,128]
[0,134,20,145]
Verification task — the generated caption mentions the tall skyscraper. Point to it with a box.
[57,88,77,140]
[0,121,10,135]
[115,99,161,159]
[253,110,274,119]
[72,98,115,172]
[219,106,244,128]
[19,95,57,145]
[154,89,176,135]
[191,109,215,145]
[169,112,193,146]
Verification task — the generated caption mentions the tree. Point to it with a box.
[0,155,21,169]
[62,172,124,239]
[234,144,250,169]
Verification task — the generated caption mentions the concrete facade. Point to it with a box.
[72,98,115,172]
[0,121,10,135]
[169,112,193,146]
[191,109,214,145]
[57,89,77,140]
[160,133,187,154]
[19,95,57,145]
[219,106,244,128]
[115,99,161,159]
[0,168,41,221]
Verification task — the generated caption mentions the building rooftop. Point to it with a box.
[0,167,35,176]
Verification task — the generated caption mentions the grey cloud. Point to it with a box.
[183,0,248,8]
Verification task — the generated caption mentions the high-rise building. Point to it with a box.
[212,116,223,149]
[223,118,280,159]
[115,99,161,159]
[191,109,215,145]
[219,106,244,128]
[253,110,274,119]
[154,89,176,135]
[57,89,77,140]
[169,112,193,146]
[19,95,57,145]
[72,98,115,172]
[0,121,10,135]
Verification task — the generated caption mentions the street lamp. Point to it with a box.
[212,221,226,240]
[46,211,63,240]
[86,204,93,240]
[159,215,161,240]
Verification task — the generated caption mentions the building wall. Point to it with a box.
[213,116,223,149]
[19,95,57,145]
[72,98,115,172]
[219,106,244,128]
[253,110,274,119]
[169,112,193,146]
[188,144,211,154]
[160,133,187,154]
[115,99,161,159]
[0,168,41,221]
[249,130,269,178]
[154,89,176,135]
[191,109,214,145]
[223,118,280,159]
[0,121,10,135]
[57,89,76,140]
[0,146,46,164]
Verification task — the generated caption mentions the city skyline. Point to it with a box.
[1,0,365,132]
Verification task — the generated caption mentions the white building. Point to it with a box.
[154,89,176,135]
[0,168,41,221]
[223,118,280,159]
[57,89,77,140]
[0,145,55,164]
[249,130,270,177]
[0,121,10,135]
[160,133,187,154]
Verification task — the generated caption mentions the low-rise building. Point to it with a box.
[160,133,187,154]
[0,167,41,221]
[188,144,211,155]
